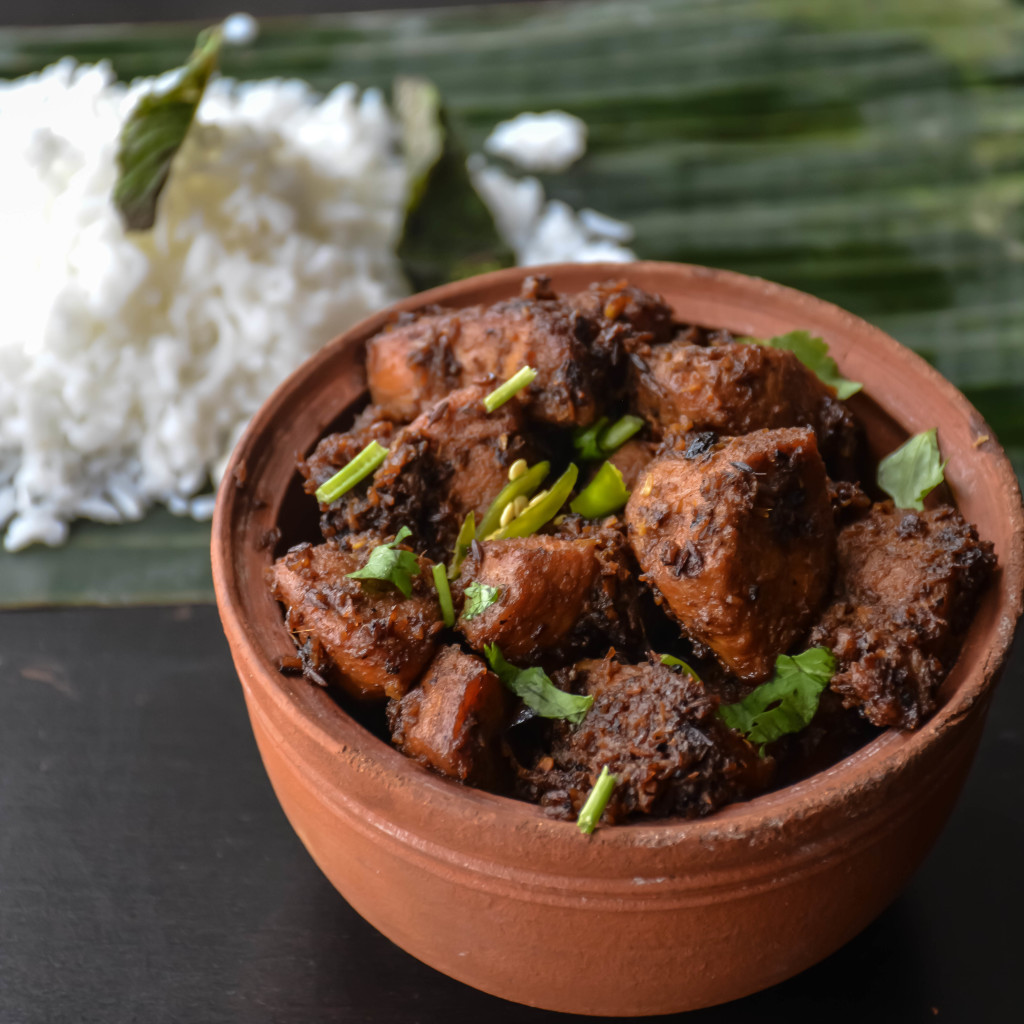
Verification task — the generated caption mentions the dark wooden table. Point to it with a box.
[1,604,1020,1023]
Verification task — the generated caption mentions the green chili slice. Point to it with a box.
[476,461,550,540]
[570,461,629,519]
[489,463,579,540]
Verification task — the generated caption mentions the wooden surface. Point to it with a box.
[1,603,1021,1023]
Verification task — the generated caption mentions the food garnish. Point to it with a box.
[659,654,700,679]
[483,366,538,413]
[877,428,947,511]
[484,644,593,724]
[448,512,476,580]
[431,563,455,626]
[740,331,862,400]
[572,414,644,461]
[576,766,618,835]
[570,461,630,518]
[345,526,421,598]
[718,647,836,752]
[488,463,579,539]
[462,581,501,620]
[393,76,514,291]
[314,440,389,505]
[113,25,223,231]
[476,461,550,540]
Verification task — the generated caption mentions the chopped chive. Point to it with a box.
[490,463,578,540]
[577,766,618,835]
[314,440,388,505]
[431,563,455,627]
[448,511,476,580]
[483,365,537,413]
[570,461,630,519]
[476,461,550,540]
[600,414,645,453]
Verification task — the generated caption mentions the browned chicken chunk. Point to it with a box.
[518,655,774,821]
[387,646,511,789]
[810,502,995,729]
[631,340,857,467]
[626,428,836,681]
[267,540,442,701]
[565,278,676,352]
[309,386,538,559]
[366,282,607,427]
[457,529,642,665]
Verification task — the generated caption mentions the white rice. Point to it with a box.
[0,60,632,551]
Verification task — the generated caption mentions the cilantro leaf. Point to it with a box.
[462,581,501,620]
[741,330,862,400]
[718,647,836,751]
[484,644,593,725]
[877,428,947,511]
[113,25,223,231]
[346,526,421,598]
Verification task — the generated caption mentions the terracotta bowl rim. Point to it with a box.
[213,259,1024,850]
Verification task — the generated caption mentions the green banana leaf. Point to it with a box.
[2,0,1023,606]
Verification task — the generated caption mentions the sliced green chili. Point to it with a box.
[570,461,630,519]
[476,461,550,540]
[489,463,579,540]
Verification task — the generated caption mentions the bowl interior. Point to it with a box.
[213,260,1024,853]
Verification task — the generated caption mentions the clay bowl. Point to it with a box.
[212,262,1024,1016]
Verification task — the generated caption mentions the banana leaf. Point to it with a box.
[1,0,1023,605]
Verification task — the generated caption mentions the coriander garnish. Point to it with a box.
[462,580,501,620]
[484,644,593,724]
[345,526,420,598]
[877,428,947,511]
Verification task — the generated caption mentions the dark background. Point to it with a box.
[1,2,1021,1022]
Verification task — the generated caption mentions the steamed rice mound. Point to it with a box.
[0,59,633,552]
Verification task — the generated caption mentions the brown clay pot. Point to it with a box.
[211,262,1024,1016]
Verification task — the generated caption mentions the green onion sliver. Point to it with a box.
[600,414,644,453]
[431,563,455,628]
[476,461,550,540]
[570,461,629,519]
[448,511,476,580]
[577,766,618,835]
[491,463,578,540]
[483,365,537,413]
[314,440,388,505]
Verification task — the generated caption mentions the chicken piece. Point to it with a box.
[626,427,836,682]
[366,280,607,427]
[315,386,539,559]
[298,405,397,498]
[630,340,858,468]
[518,655,773,822]
[810,502,995,729]
[387,646,511,789]
[268,540,442,701]
[606,438,658,492]
[457,528,643,665]
[565,278,676,352]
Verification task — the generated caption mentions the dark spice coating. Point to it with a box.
[626,428,836,682]
[517,655,774,822]
[313,386,539,560]
[810,502,995,729]
[630,339,858,469]
[456,527,644,666]
[366,279,612,428]
[266,276,997,827]
[267,539,442,701]
[387,645,512,789]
